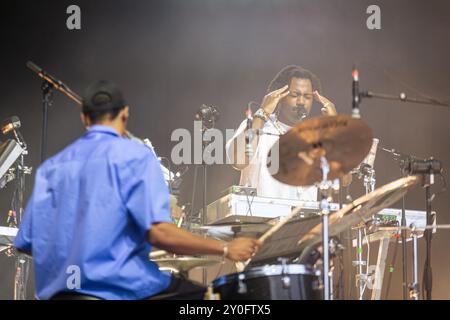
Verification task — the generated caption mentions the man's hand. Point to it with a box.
[226,237,263,262]
[313,91,337,116]
[260,85,290,115]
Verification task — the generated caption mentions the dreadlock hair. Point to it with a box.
[267,65,322,94]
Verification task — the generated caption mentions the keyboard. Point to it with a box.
[206,194,430,233]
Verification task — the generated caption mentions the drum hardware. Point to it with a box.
[352,223,369,300]
[348,138,379,299]
[269,115,373,186]
[212,264,322,300]
[317,156,340,300]
[409,223,419,300]
[329,264,335,300]
[204,286,220,300]
[1,118,32,300]
[269,115,374,300]
[237,273,247,294]
[194,223,272,242]
[298,175,420,300]
[151,256,220,279]
[278,258,291,289]
[354,72,449,300]
[298,176,420,249]
[234,206,304,272]
[381,145,444,300]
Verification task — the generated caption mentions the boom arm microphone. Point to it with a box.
[26,61,82,105]
[1,116,21,135]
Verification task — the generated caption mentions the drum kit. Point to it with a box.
[150,114,446,300]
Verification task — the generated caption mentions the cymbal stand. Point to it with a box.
[352,166,376,299]
[318,156,339,300]
[409,223,419,300]
[5,128,32,300]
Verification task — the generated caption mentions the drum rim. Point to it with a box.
[212,263,320,287]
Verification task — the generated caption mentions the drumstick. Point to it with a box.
[235,205,303,272]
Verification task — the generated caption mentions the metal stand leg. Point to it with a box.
[353,226,366,300]
[322,211,330,300]
[329,264,335,300]
[371,235,390,300]
[423,182,433,300]
[353,170,375,300]
[409,224,420,300]
[319,156,331,301]
[14,253,30,300]
[8,129,32,300]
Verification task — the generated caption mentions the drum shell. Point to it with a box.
[212,264,322,300]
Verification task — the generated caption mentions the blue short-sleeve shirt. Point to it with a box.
[14,125,172,300]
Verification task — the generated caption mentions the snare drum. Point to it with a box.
[212,264,322,300]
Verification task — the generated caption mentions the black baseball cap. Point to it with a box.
[82,80,126,113]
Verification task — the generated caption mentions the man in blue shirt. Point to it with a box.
[14,80,261,300]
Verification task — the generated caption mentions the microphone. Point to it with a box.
[352,65,361,118]
[293,105,307,121]
[2,116,27,149]
[245,104,254,157]
[359,138,379,176]
[1,116,21,135]
[403,158,442,176]
[195,104,220,129]
[26,61,82,105]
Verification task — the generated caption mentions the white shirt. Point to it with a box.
[226,114,317,201]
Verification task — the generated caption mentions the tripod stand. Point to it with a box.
[3,127,32,300]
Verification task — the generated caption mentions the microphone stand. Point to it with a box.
[361,91,450,108]
[7,127,32,300]
[26,61,82,163]
[358,86,448,300]
[379,146,414,299]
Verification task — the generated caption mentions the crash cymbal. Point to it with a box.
[152,256,219,272]
[297,175,420,253]
[268,115,373,186]
[195,223,273,241]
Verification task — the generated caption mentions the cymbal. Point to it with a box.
[152,256,219,272]
[195,223,273,241]
[268,115,373,186]
[297,175,420,253]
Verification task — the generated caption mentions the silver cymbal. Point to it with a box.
[269,115,373,186]
[193,223,273,241]
[152,256,220,272]
[298,175,420,250]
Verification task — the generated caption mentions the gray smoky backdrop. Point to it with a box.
[0,0,449,299]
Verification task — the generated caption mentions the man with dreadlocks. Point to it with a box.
[226,65,337,200]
